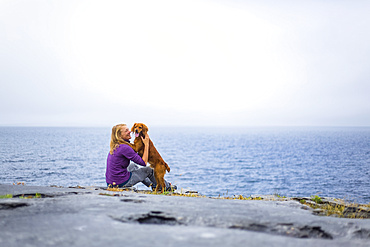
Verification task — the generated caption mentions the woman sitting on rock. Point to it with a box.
[105,123,175,191]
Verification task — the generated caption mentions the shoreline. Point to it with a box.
[3,183,370,219]
[1,184,370,246]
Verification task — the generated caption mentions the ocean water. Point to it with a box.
[0,126,369,203]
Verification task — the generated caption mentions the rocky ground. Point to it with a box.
[0,184,369,247]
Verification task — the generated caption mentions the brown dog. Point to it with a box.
[129,123,170,193]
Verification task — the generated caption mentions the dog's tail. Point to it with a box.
[164,162,170,173]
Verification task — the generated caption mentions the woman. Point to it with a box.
[106,124,175,190]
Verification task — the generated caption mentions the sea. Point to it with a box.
[0,126,369,203]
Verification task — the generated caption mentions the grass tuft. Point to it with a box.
[311,195,323,204]
[297,196,370,219]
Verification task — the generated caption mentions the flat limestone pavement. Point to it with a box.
[0,184,369,247]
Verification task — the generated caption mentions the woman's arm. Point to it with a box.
[141,133,150,164]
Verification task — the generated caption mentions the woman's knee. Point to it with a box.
[127,163,138,172]
[141,166,153,175]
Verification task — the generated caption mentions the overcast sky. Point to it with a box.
[1,0,369,127]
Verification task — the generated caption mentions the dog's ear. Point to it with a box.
[142,124,149,133]
[131,123,137,133]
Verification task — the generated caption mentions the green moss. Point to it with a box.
[0,193,43,199]
[0,194,13,199]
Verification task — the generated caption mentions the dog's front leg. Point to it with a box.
[130,137,144,153]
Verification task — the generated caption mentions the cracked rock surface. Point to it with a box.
[1,184,369,247]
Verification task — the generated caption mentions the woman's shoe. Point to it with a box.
[166,183,177,192]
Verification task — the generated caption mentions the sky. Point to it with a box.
[1,0,369,127]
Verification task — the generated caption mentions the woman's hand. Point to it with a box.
[141,133,150,164]
[141,133,150,146]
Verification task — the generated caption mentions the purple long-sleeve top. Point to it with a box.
[106,143,146,185]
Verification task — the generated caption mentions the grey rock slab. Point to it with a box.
[0,184,369,247]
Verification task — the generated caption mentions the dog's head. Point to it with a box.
[131,123,149,138]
